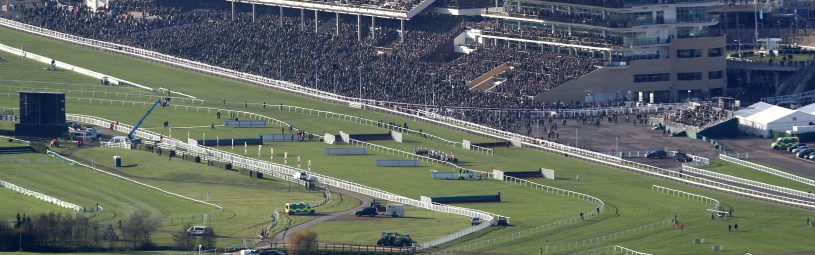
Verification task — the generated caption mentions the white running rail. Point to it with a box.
[652,185,720,212]
[0,179,84,212]
[720,154,815,188]
[614,245,653,255]
[46,150,224,210]
[680,164,815,201]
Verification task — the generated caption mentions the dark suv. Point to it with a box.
[674,152,693,162]
[645,150,667,159]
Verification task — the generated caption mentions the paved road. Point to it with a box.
[267,189,371,243]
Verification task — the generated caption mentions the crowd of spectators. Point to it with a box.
[9,0,611,134]
[662,104,733,128]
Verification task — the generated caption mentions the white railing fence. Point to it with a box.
[652,185,720,212]
[46,150,224,211]
[680,164,815,202]
[720,154,815,188]
[0,84,203,105]
[0,179,84,212]
[614,245,653,255]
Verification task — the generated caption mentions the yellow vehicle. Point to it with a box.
[771,136,799,150]
[284,202,315,215]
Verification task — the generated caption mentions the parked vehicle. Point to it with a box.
[674,152,693,162]
[790,145,809,153]
[645,150,667,159]
[383,204,405,217]
[186,226,208,236]
[797,148,815,158]
[471,217,482,226]
[284,202,315,215]
[787,144,807,153]
[355,207,378,217]
[771,137,799,150]
[108,136,130,144]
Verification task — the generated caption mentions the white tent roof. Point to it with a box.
[797,102,815,115]
[744,107,815,125]
[736,102,776,118]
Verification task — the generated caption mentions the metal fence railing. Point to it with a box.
[613,245,653,255]
[720,154,815,188]
[0,178,84,212]
[652,185,720,212]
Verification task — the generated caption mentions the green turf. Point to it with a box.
[3,26,815,254]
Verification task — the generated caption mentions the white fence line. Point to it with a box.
[0,134,31,146]
[680,164,815,201]
[0,84,203,105]
[720,154,815,188]
[45,150,224,211]
[0,179,84,212]
[0,42,152,92]
[614,245,653,255]
[66,113,500,250]
[651,185,720,212]
[4,18,812,211]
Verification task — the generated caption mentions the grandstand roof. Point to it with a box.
[796,102,815,115]
[735,102,776,119]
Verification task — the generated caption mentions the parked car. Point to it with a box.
[674,152,694,162]
[796,148,815,158]
[645,150,667,159]
[791,146,810,154]
[186,226,208,236]
[788,144,807,152]
[808,153,815,160]
[355,207,378,217]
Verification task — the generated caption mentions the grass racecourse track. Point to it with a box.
[0,26,815,254]
[704,160,815,193]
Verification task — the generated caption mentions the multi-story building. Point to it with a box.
[461,0,727,103]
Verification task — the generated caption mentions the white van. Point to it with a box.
[383,204,405,217]
[186,225,207,236]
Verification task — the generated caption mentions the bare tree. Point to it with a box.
[121,208,161,247]
[287,231,318,255]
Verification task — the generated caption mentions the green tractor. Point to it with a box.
[771,136,799,150]
[376,232,415,247]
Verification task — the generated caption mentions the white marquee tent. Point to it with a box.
[737,102,815,137]
[796,102,815,115]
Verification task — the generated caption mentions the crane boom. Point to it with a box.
[128,99,163,140]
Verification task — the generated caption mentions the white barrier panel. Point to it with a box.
[391,131,403,143]
[492,169,504,180]
[541,168,555,180]
[323,133,336,145]
[462,139,471,150]
[510,137,522,147]
[421,196,433,204]
[339,131,350,143]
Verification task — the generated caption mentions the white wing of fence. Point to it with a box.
[0,179,84,212]
[67,113,501,250]
[4,18,812,211]
[720,154,815,188]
